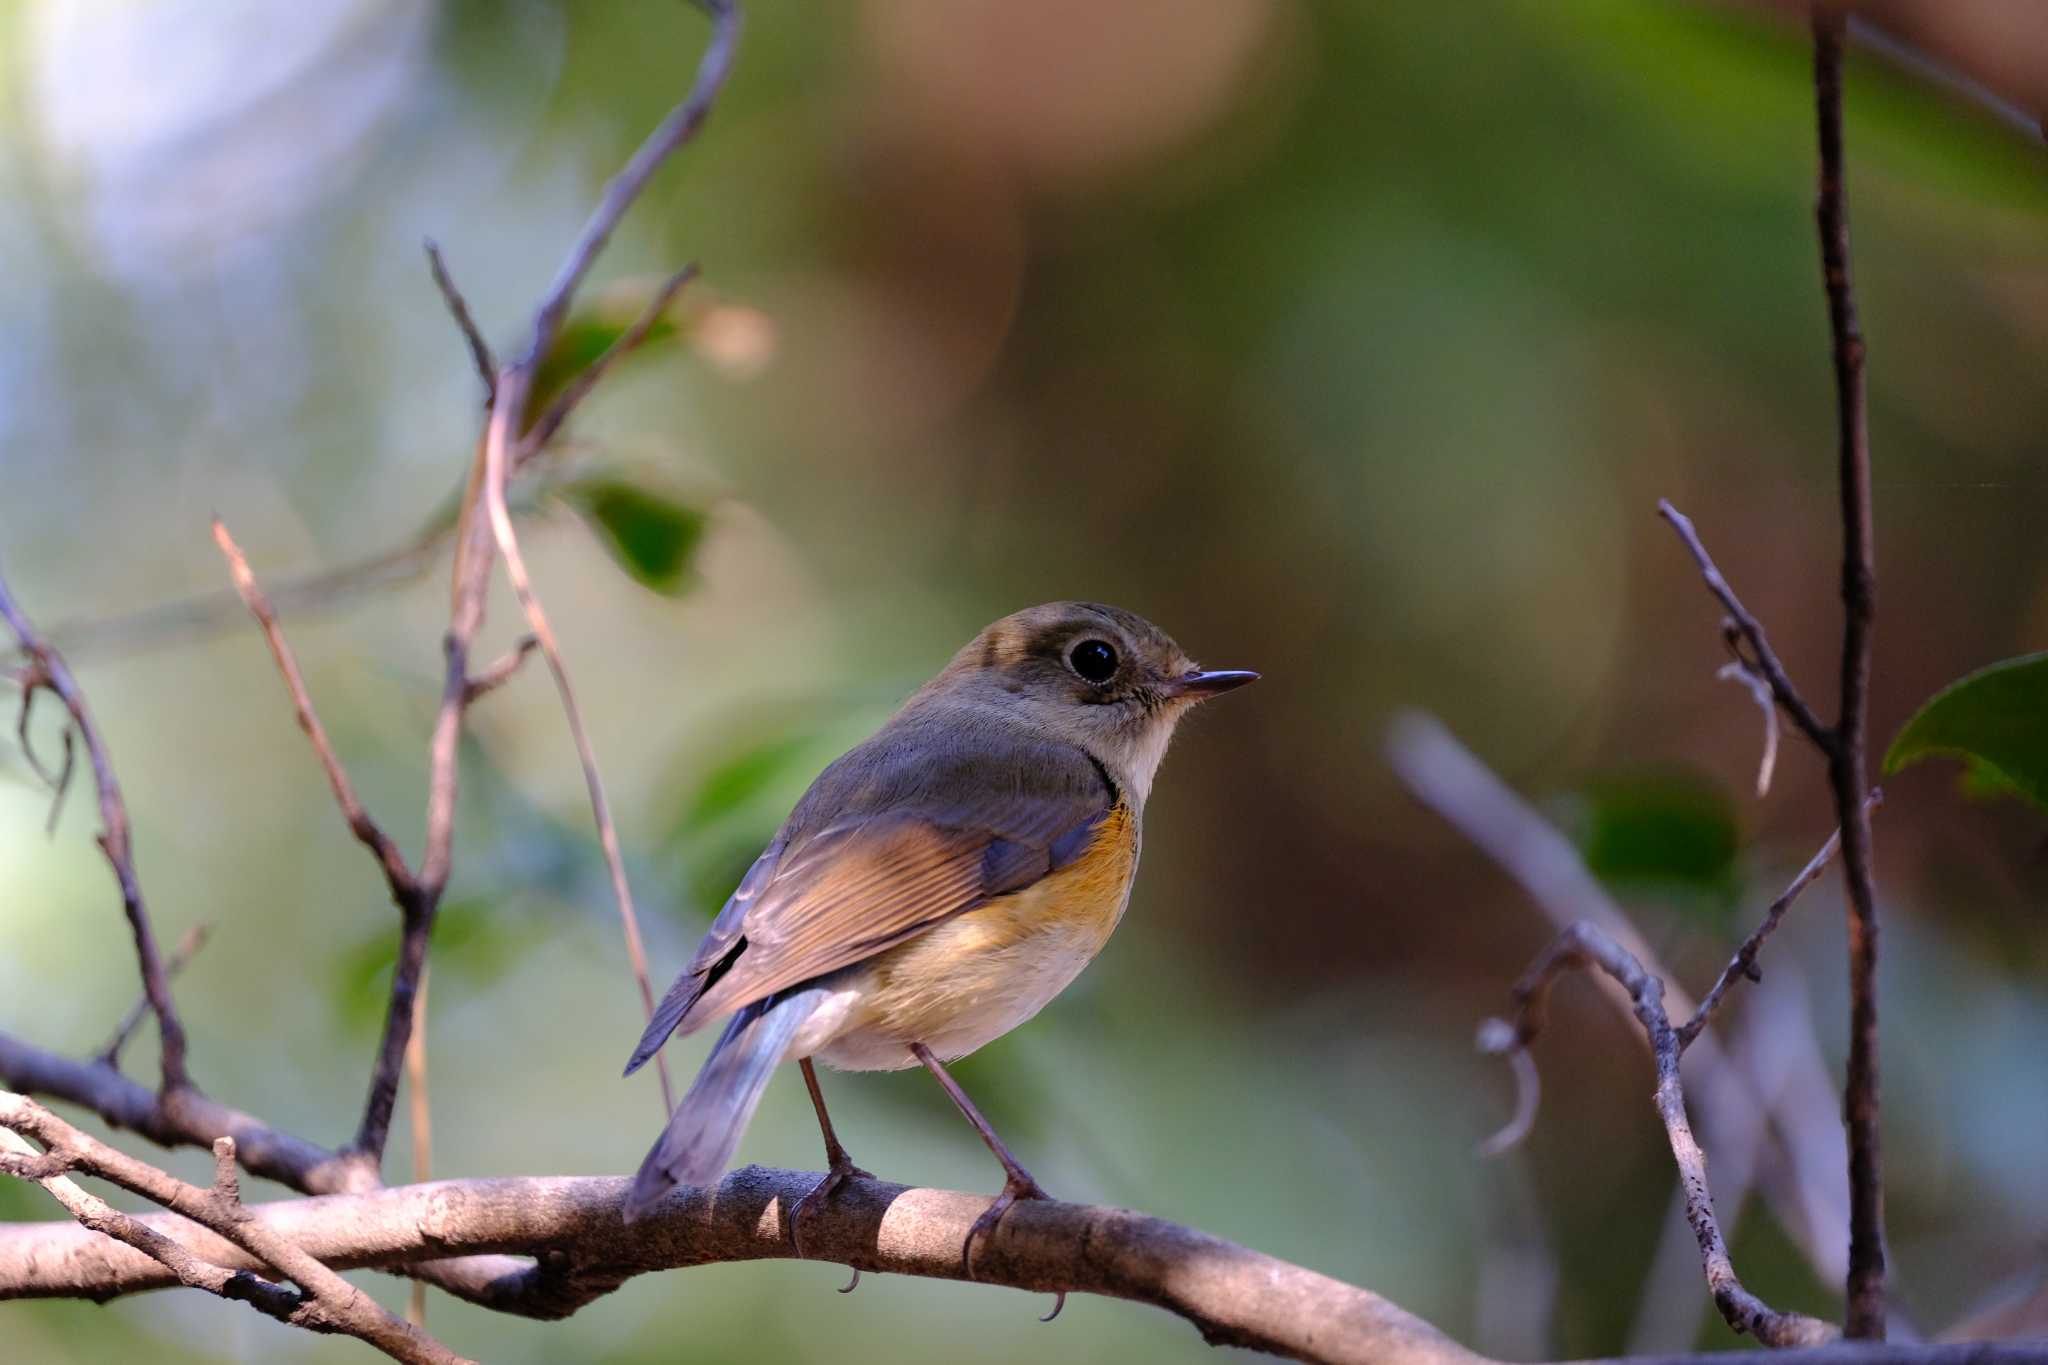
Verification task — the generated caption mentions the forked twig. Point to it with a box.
[1479,927,1835,1348]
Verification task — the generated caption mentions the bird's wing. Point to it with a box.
[624,724,1112,1075]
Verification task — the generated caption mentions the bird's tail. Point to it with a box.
[622,987,825,1222]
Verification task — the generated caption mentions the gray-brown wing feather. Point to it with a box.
[624,705,1111,1073]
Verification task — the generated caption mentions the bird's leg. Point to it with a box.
[791,1057,870,1290]
[911,1042,1065,1318]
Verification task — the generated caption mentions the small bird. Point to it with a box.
[621,601,1255,1288]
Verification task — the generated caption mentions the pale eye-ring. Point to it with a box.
[1067,638,1118,684]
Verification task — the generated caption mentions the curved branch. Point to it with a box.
[0,1166,1479,1365]
[0,572,192,1094]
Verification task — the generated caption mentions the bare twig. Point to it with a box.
[517,263,700,461]
[24,523,446,666]
[1678,789,1882,1048]
[425,238,497,402]
[0,1028,370,1195]
[0,1121,306,1326]
[1812,12,1886,1338]
[1481,925,1836,1348]
[101,922,213,1068]
[516,0,739,379]
[1656,501,1832,749]
[1,1093,467,1364]
[405,973,432,1327]
[0,570,191,1095]
[1389,712,1855,1328]
[0,1026,589,1317]
[213,520,415,897]
[463,635,538,704]
[480,373,675,1114]
[1717,657,1781,798]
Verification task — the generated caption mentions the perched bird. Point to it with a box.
[621,601,1255,1289]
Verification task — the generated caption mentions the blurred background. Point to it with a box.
[4,1,2047,1360]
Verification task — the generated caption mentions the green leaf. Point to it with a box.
[560,478,706,595]
[525,282,684,429]
[1573,769,1741,917]
[1884,652,2048,812]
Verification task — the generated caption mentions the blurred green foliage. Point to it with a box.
[558,476,707,596]
[1571,768,1742,923]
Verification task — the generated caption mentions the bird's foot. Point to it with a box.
[791,1146,872,1291]
[963,1167,1063,1318]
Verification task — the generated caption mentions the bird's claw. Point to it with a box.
[960,1169,1054,1279]
[790,1153,872,1265]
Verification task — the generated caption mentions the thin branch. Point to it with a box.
[1657,500,1832,750]
[100,922,213,1068]
[0,570,191,1094]
[425,238,497,402]
[1388,712,1854,1319]
[517,262,700,462]
[0,1028,367,1193]
[1812,10,1886,1341]
[405,973,432,1328]
[213,520,416,897]
[21,523,445,666]
[0,1026,588,1316]
[1481,925,1836,1348]
[462,635,538,705]
[516,0,739,378]
[480,373,675,1114]
[353,428,496,1170]
[0,1121,306,1326]
[1678,789,1882,1048]
[1717,657,1782,798]
[0,1093,466,1365]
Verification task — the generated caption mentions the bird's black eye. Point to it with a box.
[1068,638,1118,684]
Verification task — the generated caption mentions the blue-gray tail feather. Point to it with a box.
[621,987,825,1222]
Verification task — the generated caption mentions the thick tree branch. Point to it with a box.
[3,1168,2037,1365]
[0,1165,1480,1365]
[0,571,192,1095]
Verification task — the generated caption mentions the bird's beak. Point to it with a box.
[1161,669,1260,701]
